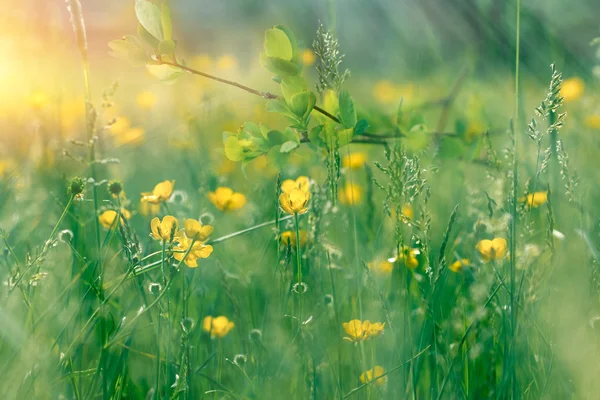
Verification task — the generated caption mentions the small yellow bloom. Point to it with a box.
[139,199,161,217]
[183,219,213,242]
[28,90,49,109]
[115,127,145,146]
[0,159,15,179]
[391,247,420,269]
[449,259,469,273]
[342,152,367,169]
[98,209,131,229]
[585,115,600,130]
[560,77,584,102]
[280,230,308,248]
[136,91,158,110]
[173,235,213,268]
[109,117,131,135]
[191,54,214,71]
[203,316,235,338]
[280,189,310,215]
[373,80,398,104]
[301,49,316,66]
[281,176,310,194]
[522,191,548,208]
[401,204,414,220]
[141,180,175,204]
[360,366,386,386]
[208,187,247,212]
[342,319,385,342]
[476,238,507,262]
[368,260,394,276]
[150,216,179,242]
[338,183,363,205]
[216,55,237,70]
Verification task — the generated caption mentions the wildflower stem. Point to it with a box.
[209,215,293,245]
[294,212,303,330]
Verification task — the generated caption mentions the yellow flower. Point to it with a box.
[464,120,486,143]
[368,260,394,276]
[449,259,469,273]
[203,316,235,338]
[360,366,386,386]
[585,115,600,129]
[281,176,310,194]
[280,189,310,215]
[173,235,213,268]
[216,55,237,70]
[301,49,316,66]
[342,152,367,169]
[373,80,398,104]
[109,117,131,135]
[28,90,49,109]
[183,219,213,241]
[98,209,131,229]
[342,319,385,342]
[136,91,157,110]
[401,204,414,220]
[150,216,179,242]
[338,183,363,205]
[522,191,548,208]
[191,54,214,70]
[141,180,175,204]
[476,238,507,262]
[115,127,145,146]
[139,199,161,217]
[280,230,308,248]
[561,77,584,102]
[0,159,15,178]
[391,247,420,269]
[208,187,247,212]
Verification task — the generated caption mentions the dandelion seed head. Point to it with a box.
[249,329,262,341]
[233,354,247,366]
[58,229,74,243]
[292,282,308,294]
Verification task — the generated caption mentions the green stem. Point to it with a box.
[294,212,303,330]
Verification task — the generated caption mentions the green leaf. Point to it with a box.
[266,99,290,114]
[138,23,160,49]
[308,125,325,147]
[146,63,183,83]
[161,4,172,41]
[108,38,148,66]
[265,130,288,147]
[289,92,316,119]
[264,28,293,61]
[337,128,354,148]
[135,0,163,41]
[338,90,357,128]
[260,53,301,77]
[280,141,299,153]
[274,25,300,65]
[354,119,369,135]
[224,136,244,161]
[437,136,465,159]
[158,40,176,55]
[281,76,307,103]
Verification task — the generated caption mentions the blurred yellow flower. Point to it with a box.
[343,319,385,342]
[584,115,600,129]
[139,199,161,217]
[368,260,394,276]
[208,187,247,212]
[191,54,214,71]
[136,91,157,110]
[391,246,419,269]
[373,81,414,105]
[401,204,414,220]
[115,127,145,146]
[281,176,310,194]
[449,259,469,273]
[60,99,85,133]
[280,230,308,248]
[183,219,213,241]
[560,77,584,102]
[342,152,367,169]
[280,189,310,215]
[109,117,131,135]
[476,238,507,262]
[301,49,316,66]
[521,191,548,208]
[360,366,386,386]
[150,216,178,242]
[0,159,15,178]
[464,121,486,143]
[28,90,49,109]
[338,183,363,205]
[142,180,175,205]
[173,235,213,267]
[203,316,234,338]
[98,209,131,229]
[216,55,237,70]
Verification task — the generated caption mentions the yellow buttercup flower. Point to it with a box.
[521,191,548,208]
[476,238,507,262]
[401,204,414,220]
[449,259,469,273]
[342,319,385,342]
[98,209,131,229]
[216,55,237,70]
[208,187,247,212]
[141,180,175,205]
[373,80,398,104]
[139,199,161,217]
[173,234,213,268]
[368,260,394,276]
[360,366,386,386]
[191,54,214,71]
[281,176,310,194]
[301,49,316,66]
[136,91,158,110]
[203,316,234,338]
[28,90,49,109]
[280,189,310,215]
[183,219,213,241]
[338,183,363,205]
[115,127,145,146]
[0,159,15,178]
[585,115,600,129]
[150,216,179,242]
[280,230,308,248]
[342,152,367,169]
[560,77,584,102]
[391,246,420,269]
[109,117,131,135]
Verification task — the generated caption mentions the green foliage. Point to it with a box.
[135,0,164,41]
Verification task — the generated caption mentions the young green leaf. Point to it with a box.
[339,89,357,128]
[161,3,172,41]
[264,27,293,61]
[280,141,299,153]
[146,63,183,83]
[135,0,163,41]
